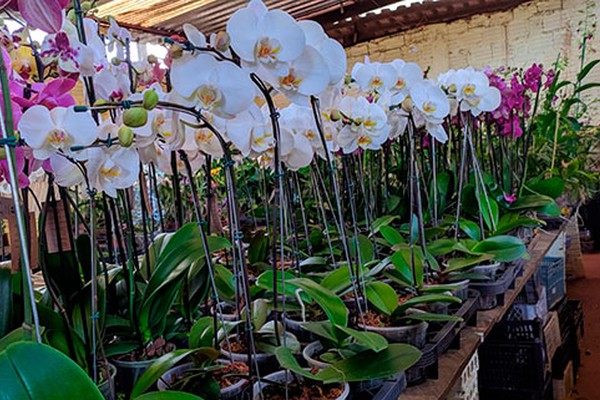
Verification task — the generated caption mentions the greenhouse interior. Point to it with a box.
[1,0,599,399]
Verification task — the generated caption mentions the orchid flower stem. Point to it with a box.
[250,73,286,348]
[293,173,312,256]
[309,167,336,264]
[310,96,366,326]
[432,140,438,226]
[88,192,98,383]
[0,59,41,343]
[407,122,417,287]
[454,116,469,240]
[179,150,231,351]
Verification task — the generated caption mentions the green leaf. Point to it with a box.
[134,392,205,400]
[510,194,554,211]
[104,341,139,358]
[397,294,461,313]
[334,325,388,352]
[365,281,398,316]
[399,313,462,322]
[459,219,481,241]
[391,245,424,287]
[314,344,422,383]
[494,213,541,235]
[380,226,404,246]
[189,317,215,349]
[0,342,103,399]
[471,235,527,262]
[131,348,217,398]
[350,234,374,264]
[538,201,561,217]
[577,59,600,81]
[0,328,26,352]
[289,278,348,327]
[427,239,457,257]
[477,190,499,232]
[248,231,268,264]
[372,215,398,234]
[275,347,322,380]
[299,257,328,268]
[574,82,600,94]
[445,254,494,273]
[321,267,352,294]
[214,264,235,301]
[301,321,338,343]
[526,177,565,199]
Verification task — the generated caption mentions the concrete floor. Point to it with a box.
[566,253,600,400]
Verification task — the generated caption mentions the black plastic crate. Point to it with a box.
[479,374,553,400]
[539,257,566,309]
[470,262,523,310]
[552,329,581,379]
[479,320,548,393]
[371,372,407,400]
[555,299,584,341]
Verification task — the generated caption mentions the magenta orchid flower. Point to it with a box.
[13,78,76,110]
[0,146,29,188]
[503,193,517,204]
[0,0,68,33]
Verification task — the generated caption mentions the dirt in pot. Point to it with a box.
[213,361,249,389]
[115,338,175,361]
[261,380,344,400]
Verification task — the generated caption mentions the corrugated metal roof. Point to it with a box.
[95,0,528,45]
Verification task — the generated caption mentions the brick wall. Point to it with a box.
[345,0,599,89]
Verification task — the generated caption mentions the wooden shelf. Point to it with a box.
[402,229,564,400]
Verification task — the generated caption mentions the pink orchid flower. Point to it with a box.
[0,146,30,188]
[503,193,517,204]
[13,78,76,110]
[0,0,69,33]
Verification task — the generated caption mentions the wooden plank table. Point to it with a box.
[402,229,563,399]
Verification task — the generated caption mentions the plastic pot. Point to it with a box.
[282,314,321,343]
[302,341,394,393]
[112,357,156,395]
[253,370,350,400]
[359,321,428,348]
[97,363,117,400]
[157,361,248,399]
[472,262,502,280]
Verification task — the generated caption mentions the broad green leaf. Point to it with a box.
[299,257,328,267]
[131,348,217,398]
[0,328,25,352]
[214,264,235,301]
[255,270,311,302]
[275,347,322,380]
[289,278,348,327]
[104,341,139,358]
[494,213,541,235]
[445,254,494,273]
[350,234,375,264]
[397,294,461,313]
[538,201,561,217]
[391,245,424,287]
[459,219,481,241]
[315,344,422,383]
[526,177,565,199]
[427,239,457,257]
[476,190,498,232]
[0,342,103,400]
[380,226,404,246]
[334,325,388,352]
[301,321,338,343]
[577,59,600,81]
[471,235,527,262]
[365,281,398,316]
[321,267,352,294]
[248,231,268,264]
[372,215,398,234]
[510,194,554,211]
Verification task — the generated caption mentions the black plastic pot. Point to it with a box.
[112,357,156,396]
[97,363,116,400]
[253,370,350,400]
[220,336,277,376]
[470,262,523,310]
[359,321,428,348]
[157,361,248,399]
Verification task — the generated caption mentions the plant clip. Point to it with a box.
[0,136,18,147]
[234,230,244,240]
[223,160,235,167]
[74,105,89,112]
[90,311,100,320]
[121,100,132,109]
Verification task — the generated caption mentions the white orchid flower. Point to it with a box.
[171,53,255,118]
[410,80,451,143]
[181,113,225,159]
[106,18,131,59]
[49,154,84,187]
[455,69,501,116]
[18,105,98,160]
[227,0,305,76]
[279,104,329,159]
[87,147,139,198]
[279,127,314,171]
[95,66,132,102]
[336,96,390,153]
[390,59,423,104]
[266,45,329,105]
[298,20,347,86]
[352,57,397,93]
[226,106,274,157]
[183,23,207,48]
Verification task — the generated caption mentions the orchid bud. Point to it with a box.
[213,31,231,52]
[401,97,414,113]
[330,109,342,122]
[111,58,122,66]
[81,1,92,13]
[0,148,6,160]
[123,108,148,128]
[143,89,159,110]
[67,9,77,24]
[147,54,158,64]
[93,99,109,113]
[118,126,134,147]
